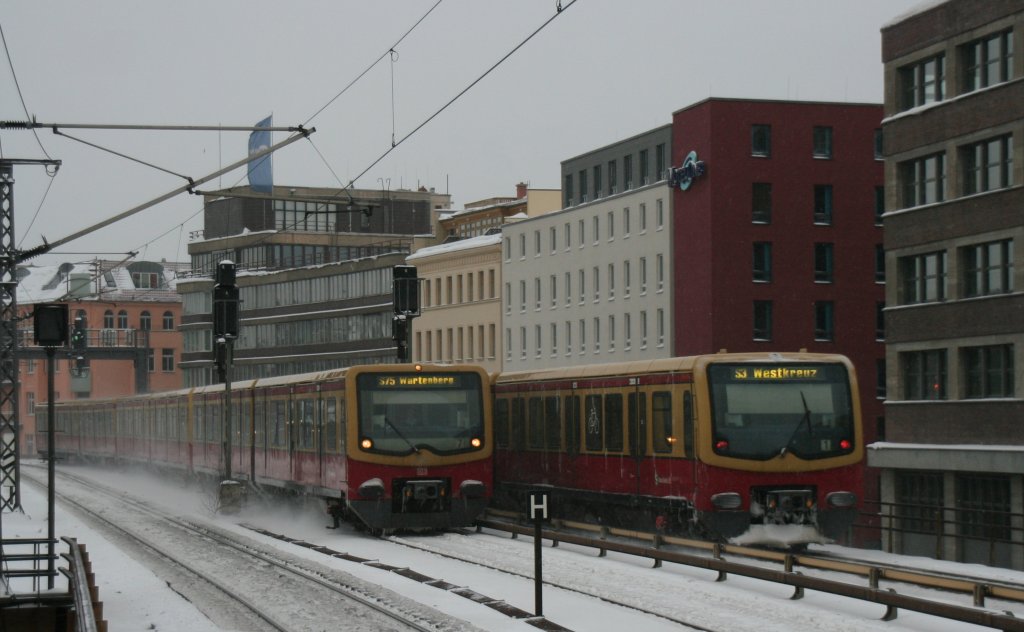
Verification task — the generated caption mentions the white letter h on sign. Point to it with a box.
[529,492,548,521]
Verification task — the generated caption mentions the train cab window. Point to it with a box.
[564,395,580,456]
[528,397,544,449]
[510,397,526,450]
[652,392,674,454]
[605,394,624,452]
[584,395,603,451]
[544,396,561,450]
[495,399,510,448]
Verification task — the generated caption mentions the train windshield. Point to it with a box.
[356,371,485,455]
[707,363,854,461]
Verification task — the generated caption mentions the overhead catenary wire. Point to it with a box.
[0,20,51,161]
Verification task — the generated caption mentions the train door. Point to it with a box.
[627,385,648,497]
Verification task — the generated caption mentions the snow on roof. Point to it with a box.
[882,0,949,30]
[16,260,183,304]
[406,233,502,260]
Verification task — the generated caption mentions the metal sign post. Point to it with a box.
[528,489,550,617]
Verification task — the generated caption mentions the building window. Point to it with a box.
[813,185,833,224]
[639,257,647,294]
[876,359,887,400]
[900,153,946,207]
[814,243,834,282]
[592,266,600,302]
[594,317,601,352]
[623,207,631,236]
[623,154,633,190]
[608,263,615,299]
[624,313,632,350]
[550,323,558,356]
[578,219,585,248]
[753,301,772,341]
[117,310,128,329]
[639,149,650,184]
[139,311,151,331]
[519,280,526,312]
[961,30,1013,92]
[655,143,665,180]
[608,314,616,351]
[147,348,155,372]
[608,159,617,195]
[874,128,883,160]
[640,310,648,348]
[812,126,833,158]
[535,325,542,358]
[813,301,834,341]
[963,239,1014,297]
[874,186,885,225]
[162,310,174,330]
[534,278,542,310]
[505,329,511,362]
[162,349,174,372]
[103,310,114,329]
[579,170,588,203]
[520,326,527,360]
[962,135,1013,195]
[656,254,664,291]
[656,308,665,347]
[899,53,945,110]
[550,275,557,308]
[899,251,946,304]
[593,165,602,200]
[623,260,631,297]
[607,211,615,240]
[752,242,772,282]
[902,349,947,400]
[751,124,771,157]
[963,344,1014,398]
[639,203,647,232]
[534,230,541,256]
[876,302,886,341]
[875,244,886,283]
[564,173,574,207]
[565,321,572,355]
[504,283,511,314]
[656,199,664,229]
[579,319,586,353]
[564,272,572,307]
[579,269,585,304]
[752,183,772,223]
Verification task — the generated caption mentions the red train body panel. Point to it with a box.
[39,364,493,532]
[494,352,864,546]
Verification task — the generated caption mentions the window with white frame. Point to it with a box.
[609,314,616,351]
[607,211,614,240]
[550,275,558,308]
[640,257,647,293]
[640,203,647,232]
[534,278,542,310]
[624,260,631,297]
[657,309,665,346]
[579,269,585,303]
[656,254,664,291]
[565,321,572,355]
[519,280,526,312]
[550,323,558,356]
[593,266,600,302]
[579,319,586,354]
[564,272,572,306]
[623,207,631,236]
[656,199,664,229]
[608,263,615,299]
[594,317,601,352]
[640,311,648,348]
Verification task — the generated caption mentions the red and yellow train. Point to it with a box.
[492,352,863,546]
[38,363,493,532]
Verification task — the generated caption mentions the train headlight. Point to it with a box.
[711,492,742,510]
[826,491,857,508]
[360,437,373,450]
[470,437,482,448]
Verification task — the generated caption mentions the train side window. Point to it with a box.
[683,390,695,459]
[301,399,315,449]
[652,392,673,454]
[324,397,337,453]
[495,399,509,448]
[254,398,265,448]
[528,397,544,449]
[209,402,221,443]
[584,395,603,451]
[605,394,624,452]
[272,400,286,447]
[511,397,526,450]
[193,403,204,444]
[564,395,580,456]
[628,392,647,457]
[544,396,561,450]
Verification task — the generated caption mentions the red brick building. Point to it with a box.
[670,99,886,538]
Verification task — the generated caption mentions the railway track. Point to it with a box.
[23,466,477,632]
[473,511,1024,631]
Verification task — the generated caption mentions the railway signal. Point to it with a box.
[392,265,419,362]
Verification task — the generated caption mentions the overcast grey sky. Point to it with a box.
[1,0,923,266]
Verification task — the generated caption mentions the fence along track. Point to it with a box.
[477,514,1024,632]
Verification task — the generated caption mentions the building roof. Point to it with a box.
[17,260,186,304]
[406,233,502,261]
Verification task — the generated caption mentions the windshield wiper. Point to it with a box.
[779,391,813,458]
[384,415,420,453]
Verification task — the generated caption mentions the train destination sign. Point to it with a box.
[730,366,824,381]
[376,375,459,387]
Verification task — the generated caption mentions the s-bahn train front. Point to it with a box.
[343,364,492,532]
[693,354,863,546]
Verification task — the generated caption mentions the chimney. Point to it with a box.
[515,182,528,199]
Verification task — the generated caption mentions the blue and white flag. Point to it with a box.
[247,115,273,193]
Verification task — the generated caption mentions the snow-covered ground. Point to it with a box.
[6,462,1023,631]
